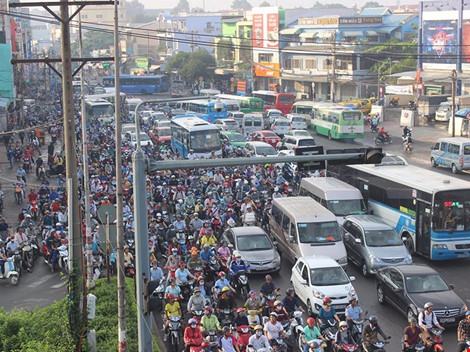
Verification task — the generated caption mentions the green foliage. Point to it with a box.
[0,300,74,352]
[231,0,252,10]
[312,1,346,8]
[167,50,215,83]
[366,39,417,78]
[361,1,381,9]
[173,0,190,14]
[72,30,114,57]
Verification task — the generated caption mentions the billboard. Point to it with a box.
[422,20,457,65]
[254,62,280,78]
[463,21,470,64]
[251,7,279,49]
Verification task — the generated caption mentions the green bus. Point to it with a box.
[216,94,264,113]
[311,106,364,140]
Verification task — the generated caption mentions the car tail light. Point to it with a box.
[460,156,464,167]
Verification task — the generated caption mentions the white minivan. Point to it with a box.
[271,117,291,137]
[299,177,367,224]
[269,197,347,266]
[431,137,470,173]
[242,113,264,136]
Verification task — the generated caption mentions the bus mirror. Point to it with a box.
[214,99,224,112]
[288,235,295,243]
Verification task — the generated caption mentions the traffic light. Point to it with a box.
[326,147,384,165]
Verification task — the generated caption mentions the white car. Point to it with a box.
[287,114,308,130]
[266,109,283,124]
[291,256,357,315]
[128,132,153,148]
[244,141,278,157]
[271,117,291,136]
[286,129,311,138]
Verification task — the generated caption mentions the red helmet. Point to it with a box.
[323,297,332,305]
[218,271,226,277]
[307,317,316,327]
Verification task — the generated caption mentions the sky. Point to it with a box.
[139,0,416,11]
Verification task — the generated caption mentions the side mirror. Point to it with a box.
[392,287,403,293]
[273,241,278,247]
[449,284,455,290]
[288,235,295,243]
[349,276,356,281]
[354,238,362,244]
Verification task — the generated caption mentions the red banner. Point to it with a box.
[252,14,264,48]
[266,13,279,49]
[237,80,247,94]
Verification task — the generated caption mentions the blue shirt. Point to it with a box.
[214,278,230,291]
[150,266,164,282]
[175,268,191,284]
[165,285,181,297]
[345,305,362,320]
[200,250,213,262]
[319,307,336,321]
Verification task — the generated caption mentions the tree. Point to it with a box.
[71,30,113,56]
[231,0,252,10]
[165,51,191,73]
[173,0,190,14]
[361,1,381,9]
[179,49,215,83]
[259,1,271,6]
[312,1,346,8]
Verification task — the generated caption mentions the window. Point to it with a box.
[304,59,317,70]
[284,59,292,70]
[433,142,440,150]
[225,230,234,244]
[272,205,282,224]
[448,144,459,154]
[258,53,273,62]
[464,145,470,155]
[292,59,302,69]
[389,270,404,289]
[440,142,448,152]
[297,222,342,243]
[295,261,304,273]
[301,265,309,282]
[322,59,331,70]
[281,214,290,231]
[433,190,470,231]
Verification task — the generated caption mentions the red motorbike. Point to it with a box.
[236,325,251,352]
[337,343,360,351]
[428,328,444,352]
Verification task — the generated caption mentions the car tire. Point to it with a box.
[431,158,437,168]
[361,263,369,277]
[377,285,385,304]
[452,163,459,174]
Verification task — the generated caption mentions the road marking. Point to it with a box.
[27,274,56,288]
[51,281,67,289]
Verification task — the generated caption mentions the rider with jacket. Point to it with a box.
[362,316,390,351]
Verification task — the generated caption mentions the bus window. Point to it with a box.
[433,191,470,231]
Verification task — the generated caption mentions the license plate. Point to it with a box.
[440,317,455,323]
[335,304,347,309]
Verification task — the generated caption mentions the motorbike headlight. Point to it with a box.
[313,290,325,299]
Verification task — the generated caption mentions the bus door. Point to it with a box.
[415,200,432,257]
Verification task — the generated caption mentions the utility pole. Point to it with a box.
[79,12,93,291]
[105,213,110,282]
[114,0,128,348]
[451,69,457,137]
[133,113,152,352]
[330,31,336,103]
[60,0,83,349]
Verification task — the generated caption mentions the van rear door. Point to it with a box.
[462,143,470,169]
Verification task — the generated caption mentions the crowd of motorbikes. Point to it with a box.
[366,113,413,153]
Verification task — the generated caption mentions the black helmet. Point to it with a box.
[369,316,378,325]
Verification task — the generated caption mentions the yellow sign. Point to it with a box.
[254,62,280,78]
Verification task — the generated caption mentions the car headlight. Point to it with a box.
[404,254,413,264]
[337,256,348,265]
[349,287,356,298]
[313,290,325,299]
[369,255,381,264]
[433,244,448,250]
[273,254,281,265]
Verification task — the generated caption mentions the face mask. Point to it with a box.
[191,324,196,328]
[256,331,262,337]
[199,282,204,285]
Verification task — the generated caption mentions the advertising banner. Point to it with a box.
[252,14,264,48]
[422,20,457,65]
[254,62,280,78]
[463,21,470,65]
[266,13,279,48]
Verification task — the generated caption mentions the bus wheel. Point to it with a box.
[403,234,414,254]
[328,131,332,140]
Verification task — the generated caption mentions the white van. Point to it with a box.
[271,117,291,137]
[269,197,347,266]
[299,177,366,224]
[431,137,470,173]
[286,114,308,130]
[242,113,264,136]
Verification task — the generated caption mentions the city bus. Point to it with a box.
[216,94,264,113]
[251,90,295,115]
[339,160,470,261]
[311,106,364,140]
[85,99,114,123]
[178,99,228,123]
[86,92,128,119]
[291,101,336,116]
[170,116,222,158]
[102,74,170,94]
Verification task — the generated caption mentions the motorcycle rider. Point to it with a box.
[123,245,134,271]
[418,302,444,336]
[335,321,357,349]
[318,297,340,329]
[164,295,182,339]
[264,312,286,344]
[402,317,423,352]
[199,228,217,248]
[0,240,7,277]
[245,290,263,311]
[260,274,278,297]
[216,286,235,314]
[187,247,204,272]
[272,300,290,325]
[184,318,203,352]
[150,260,164,283]
[214,271,235,294]
[200,244,215,265]
[200,306,221,332]
[248,325,271,351]
[230,251,250,291]
[220,326,240,352]
[165,278,182,299]
[345,297,364,339]
[166,247,182,268]
[301,317,322,352]
[457,311,470,352]
[362,316,390,352]
[173,214,186,232]
[175,261,195,286]
[189,213,203,238]
[283,287,303,315]
[217,240,232,264]
[187,287,206,315]
[376,127,390,144]
[233,307,249,327]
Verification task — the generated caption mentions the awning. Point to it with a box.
[365,30,378,36]
[317,30,335,39]
[280,27,301,35]
[376,26,399,34]
[299,32,318,39]
[341,31,363,37]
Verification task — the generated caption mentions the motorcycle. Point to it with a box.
[236,325,251,352]
[374,133,392,146]
[338,343,361,351]
[206,330,219,351]
[262,290,281,316]
[150,278,166,312]
[233,270,250,301]
[218,307,233,327]
[58,244,68,274]
[363,339,389,352]
[427,328,444,352]
[167,316,182,352]
[1,253,20,285]
[180,280,193,302]
[125,263,135,278]
[30,200,39,220]
[37,165,46,181]
[403,342,426,352]
[402,131,413,153]
[464,339,470,352]
[351,319,365,344]
[21,241,34,272]
[271,337,287,352]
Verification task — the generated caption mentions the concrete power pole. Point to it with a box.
[451,69,457,138]
[330,31,336,103]
[60,0,84,348]
[114,0,128,350]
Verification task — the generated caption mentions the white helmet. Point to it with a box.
[227,218,236,228]
[424,302,433,309]
[233,250,242,258]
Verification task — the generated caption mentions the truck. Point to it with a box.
[436,95,470,122]
[417,95,450,121]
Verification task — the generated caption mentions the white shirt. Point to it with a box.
[418,311,439,329]
[264,321,283,340]
[248,334,271,350]
[220,335,236,352]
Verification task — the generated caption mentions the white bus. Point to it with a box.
[170,116,222,158]
[340,161,470,260]
[85,99,114,123]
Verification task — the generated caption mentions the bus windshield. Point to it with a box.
[327,199,366,216]
[90,105,114,118]
[190,130,220,152]
[342,111,362,121]
[433,191,470,232]
[297,221,342,243]
[279,94,295,105]
[294,106,313,115]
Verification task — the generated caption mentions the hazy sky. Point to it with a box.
[139,0,416,11]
